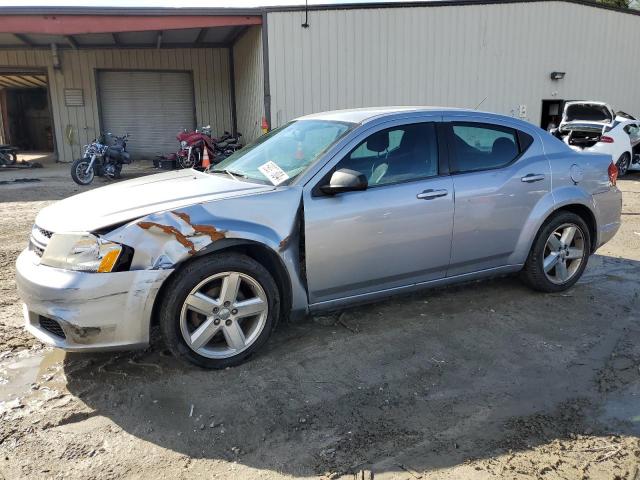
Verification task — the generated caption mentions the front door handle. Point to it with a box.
[521,173,546,183]
[417,189,448,200]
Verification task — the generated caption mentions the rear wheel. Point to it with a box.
[521,212,590,292]
[113,164,122,178]
[616,153,630,177]
[159,253,280,369]
[70,158,95,185]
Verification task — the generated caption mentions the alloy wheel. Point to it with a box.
[179,271,268,359]
[542,223,585,285]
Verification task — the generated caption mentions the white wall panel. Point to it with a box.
[233,26,265,142]
[267,1,640,128]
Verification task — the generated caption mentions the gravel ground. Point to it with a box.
[0,162,639,480]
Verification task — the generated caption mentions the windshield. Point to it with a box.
[564,104,612,123]
[212,120,354,185]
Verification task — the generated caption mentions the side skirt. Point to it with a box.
[307,264,523,314]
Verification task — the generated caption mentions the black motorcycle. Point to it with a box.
[71,133,131,185]
[213,131,243,162]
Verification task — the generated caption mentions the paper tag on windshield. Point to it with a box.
[258,161,290,186]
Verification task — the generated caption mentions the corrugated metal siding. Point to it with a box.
[0,48,232,162]
[233,26,265,142]
[98,71,195,158]
[267,1,640,128]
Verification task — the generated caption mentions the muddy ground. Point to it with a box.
[1,162,639,479]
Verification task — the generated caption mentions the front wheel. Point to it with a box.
[159,253,280,369]
[520,212,590,293]
[616,153,630,177]
[177,151,197,169]
[70,158,95,185]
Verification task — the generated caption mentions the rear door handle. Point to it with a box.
[521,173,546,183]
[417,189,448,200]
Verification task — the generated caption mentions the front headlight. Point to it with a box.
[180,140,188,149]
[40,233,130,273]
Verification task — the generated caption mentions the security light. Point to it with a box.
[550,71,566,80]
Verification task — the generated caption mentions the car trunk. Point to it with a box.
[559,122,606,149]
[557,103,614,149]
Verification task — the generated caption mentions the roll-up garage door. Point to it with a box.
[98,71,195,158]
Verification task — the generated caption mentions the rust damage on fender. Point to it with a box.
[137,211,225,255]
[172,211,226,243]
[278,235,291,252]
[138,220,196,254]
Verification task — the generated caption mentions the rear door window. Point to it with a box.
[450,122,529,173]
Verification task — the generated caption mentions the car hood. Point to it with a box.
[36,169,275,232]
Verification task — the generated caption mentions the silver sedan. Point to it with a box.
[16,107,622,368]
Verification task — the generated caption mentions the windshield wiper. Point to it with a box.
[211,168,248,181]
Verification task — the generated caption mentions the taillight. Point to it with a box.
[600,135,614,143]
[608,162,618,186]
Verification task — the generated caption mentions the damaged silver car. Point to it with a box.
[16,107,622,368]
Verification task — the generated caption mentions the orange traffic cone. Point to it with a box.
[261,116,269,134]
[202,147,211,169]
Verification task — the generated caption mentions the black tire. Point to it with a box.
[616,153,630,177]
[0,151,16,165]
[70,158,95,185]
[159,253,280,369]
[177,151,197,169]
[520,211,591,293]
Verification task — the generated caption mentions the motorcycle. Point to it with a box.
[175,126,242,169]
[176,125,216,169]
[70,133,131,185]
[213,131,243,162]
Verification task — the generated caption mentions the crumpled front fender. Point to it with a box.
[103,186,308,313]
[104,187,302,268]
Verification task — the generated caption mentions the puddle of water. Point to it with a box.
[0,349,66,403]
[599,382,640,435]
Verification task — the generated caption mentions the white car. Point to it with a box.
[554,101,640,176]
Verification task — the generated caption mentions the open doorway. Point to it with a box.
[540,99,565,131]
[0,72,54,163]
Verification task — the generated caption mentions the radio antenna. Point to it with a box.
[474,96,488,110]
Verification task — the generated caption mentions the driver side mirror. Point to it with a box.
[320,168,368,195]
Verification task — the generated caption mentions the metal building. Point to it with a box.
[0,0,638,162]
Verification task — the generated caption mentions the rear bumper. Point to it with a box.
[593,187,622,250]
[16,249,172,351]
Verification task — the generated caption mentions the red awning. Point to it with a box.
[0,15,262,35]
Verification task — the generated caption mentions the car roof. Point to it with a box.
[295,106,539,131]
[296,106,461,124]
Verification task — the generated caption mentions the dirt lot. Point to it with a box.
[1,162,640,480]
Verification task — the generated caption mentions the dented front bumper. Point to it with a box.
[15,249,172,351]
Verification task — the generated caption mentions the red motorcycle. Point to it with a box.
[176,125,217,169]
